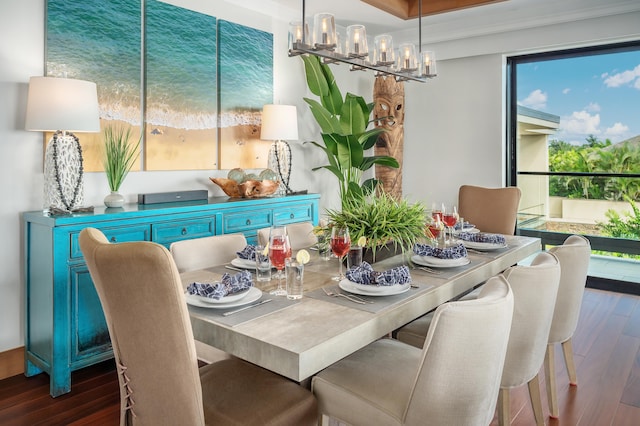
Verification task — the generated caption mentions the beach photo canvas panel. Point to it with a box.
[45,0,143,172]
[144,0,218,171]
[218,20,273,170]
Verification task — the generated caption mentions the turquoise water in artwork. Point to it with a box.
[47,0,273,130]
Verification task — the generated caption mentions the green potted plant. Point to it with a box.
[301,55,399,207]
[326,191,426,262]
[102,124,140,208]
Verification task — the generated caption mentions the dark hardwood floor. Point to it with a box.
[1,288,639,426]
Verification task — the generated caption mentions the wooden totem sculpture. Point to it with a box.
[373,76,405,199]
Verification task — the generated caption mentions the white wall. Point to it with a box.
[1,0,638,353]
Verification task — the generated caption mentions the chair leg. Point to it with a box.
[527,374,545,426]
[498,388,510,426]
[544,344,559,419]
[561,339,578,386]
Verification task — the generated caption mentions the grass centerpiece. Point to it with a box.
[102,124,140,207]
[327,191,426,262]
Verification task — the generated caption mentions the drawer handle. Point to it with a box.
[290,213,295,219]
[181,228,188,235]
[110,236,117,243]
[246,219,251,226]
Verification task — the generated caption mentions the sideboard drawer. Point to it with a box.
[274,203,314,224]
[70,225,151,259]
[152,217,216,246]
[224,209,272,233]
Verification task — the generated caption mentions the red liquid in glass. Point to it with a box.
[432,211,443,221]
[443,214,457,227]
[331,236,351,258]
[427,225,441,239]
[269,236,290,270]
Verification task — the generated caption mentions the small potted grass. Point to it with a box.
[102,124,140,208]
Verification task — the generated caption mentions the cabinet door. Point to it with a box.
[69,264,111,363]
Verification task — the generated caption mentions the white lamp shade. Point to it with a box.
[260,104,298,141]
[25,76,100,133]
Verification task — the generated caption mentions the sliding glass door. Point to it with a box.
[506,42,640,290]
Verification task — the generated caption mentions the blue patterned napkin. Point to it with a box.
[236,245,257,260]
[457,232,506,245]
[345,262,411,286]
[414,242,467,259]
[186,270,253,300]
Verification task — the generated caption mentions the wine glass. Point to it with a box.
[426,215,444,246]
[330,226,351,281]
[442,205,459,244]
[268,226,291,296]
[431,202,444,222]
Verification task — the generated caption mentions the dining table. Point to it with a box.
[181,234,541,384]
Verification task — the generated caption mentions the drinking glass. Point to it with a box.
[254,245,272,283]
[426,215,444,246]
[285,258,304,300]
[442,205,459,244]
[268,226,291,296]
[330,226,351,281]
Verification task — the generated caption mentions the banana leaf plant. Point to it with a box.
[301,55,399,207]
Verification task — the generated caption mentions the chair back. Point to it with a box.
[458,185,522,235]
[170,233,247,273]
[79,228,205,426]
[405,276,514,425]
[257,222,317,250]
[501,251,561,388]
[548,235,591,344]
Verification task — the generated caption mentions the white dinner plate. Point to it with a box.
[461,240,508,251]
[412,255,471,268]
[453,227,480,235]
[339,279,411,296]
[185,287,262,308]
[231,258,257,269]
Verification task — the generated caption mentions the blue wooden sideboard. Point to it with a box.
[22,194,320,397]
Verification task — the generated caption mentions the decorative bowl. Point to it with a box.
[210,177,279,198]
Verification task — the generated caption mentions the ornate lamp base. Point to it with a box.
[43,131,85,212]
[267,139,292,195]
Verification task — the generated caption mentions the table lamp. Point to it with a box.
[261,104,298,195]
[25,76,100,212]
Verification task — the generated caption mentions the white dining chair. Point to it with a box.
[545,234,591,418]
[79,227,318,425]
[396,252,561,426]
[257,221,317,250]
[169,233,247,273]
[312,275,514,426]
[169,233,247,363]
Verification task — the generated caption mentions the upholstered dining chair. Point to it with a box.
[545,234,591,418]
[169,233,248,363]
[257,221,317,250]
[79,227,317,426]
[458,185,522,235]
[396,252,561,426]
[312,275,514,426]
[169,233,247,273]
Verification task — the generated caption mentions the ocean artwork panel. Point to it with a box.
[218,20,273,170]
[144,0,218,171]
[46,0,143,172]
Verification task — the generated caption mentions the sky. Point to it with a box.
[517,49,640,146]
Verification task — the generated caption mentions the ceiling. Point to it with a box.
[225,0,640,44]
[361,0,508,20]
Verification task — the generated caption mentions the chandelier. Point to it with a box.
[288,0,437,83]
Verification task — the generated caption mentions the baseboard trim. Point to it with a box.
[0,346,24,380]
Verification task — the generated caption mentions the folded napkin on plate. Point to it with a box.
[457,232,506,245]
[454,221,475,231]
[236,245,257,260]
[186,270,253,300]
[413,242,467,259]
[345,262,411,286]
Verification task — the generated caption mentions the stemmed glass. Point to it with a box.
[330,226,351,281]
[426,215,444,246]
[442,205,459,244]
[268,226,291,296]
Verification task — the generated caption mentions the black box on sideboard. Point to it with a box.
[137,190,209,205]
